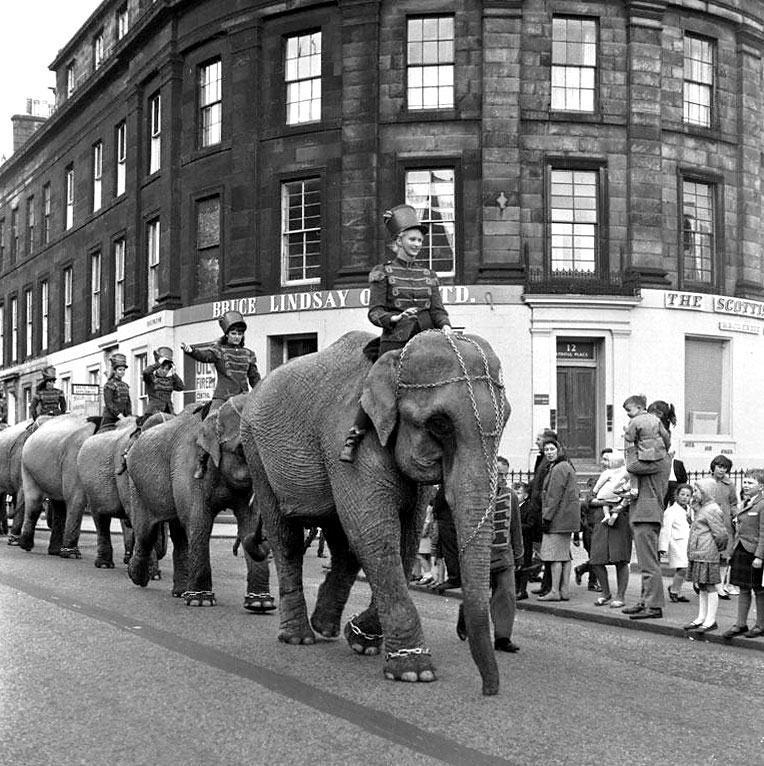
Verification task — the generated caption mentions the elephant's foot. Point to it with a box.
[383,648,437,683]
[59,547,82,559]
[17,533,34,551]
[94,557,115,569]
[123,551,133,565]
[150,564,162,580]
[182,590,216,607]
[47,547,62,556]
[7,534,20,546]
[277,622,316,645]
[128,557,152,588]
[243,592,276,613]
[344,613,384,656]
[310,612,340,639]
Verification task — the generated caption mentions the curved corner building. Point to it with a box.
[1,0,763,470]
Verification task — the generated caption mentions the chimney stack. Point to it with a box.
[10,100,52,153]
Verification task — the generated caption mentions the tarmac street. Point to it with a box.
[1,522,764,766]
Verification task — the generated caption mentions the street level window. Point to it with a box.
[93,141,103,213]
[268,334,318,372]
[682,179,715,285]
[24,289,32,358]
[117,4,128,40]
[285,31,321,125]
[135,352,148,412]
[93,30,104,70]
[149,93,161,174]
[281,178,321,286]
[26,196,34,255]
[147,219,160,307]
[406,16,454,111]
[551,17,597,112]
[10,296,18,362]
[10,208,18,264]
[196,196,220,299]
[90,251,101,334]
[684,34,714,128]
[63,267,73,344]
[199,59,222,147]
[550,169,597,273]
[114,238,125,323]
[116,122,126,196]
[685,337,729,435]
[65,166,74,230]
[42,184,51,245]
[40,280,48,351]
[405,168,456,277]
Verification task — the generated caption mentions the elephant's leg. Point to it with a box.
[92,513,115,569]
[311,519,362,641]
[234,502,275,614]
[183,509,216,607]
[120,519,134,565]
[18,480,44,552]
[47,500,67,556]
[128,495,161,588]
[60,489,86,557]
[8,492,23,543]
[251,456,313,644]
[168,518,189,599]
[335,488,435,684]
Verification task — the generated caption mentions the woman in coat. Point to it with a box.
[538,438,579,602]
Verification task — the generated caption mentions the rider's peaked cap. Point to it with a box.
[383,204,428,239]
[154,346,174,362]
[110,353,128,369]
[41,365,57,380]
[219,310,247,334]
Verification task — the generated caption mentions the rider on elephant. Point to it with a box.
[29,366,67,423]
[116,347,184,475]
[181,310,260,478]
[339,204,453,462]
[99,353,132,433]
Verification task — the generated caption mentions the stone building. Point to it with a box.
[1,0,763,469]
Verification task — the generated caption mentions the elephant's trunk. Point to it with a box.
[447,476,500,696]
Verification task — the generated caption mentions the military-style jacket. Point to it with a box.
[142,362,185,415]
[101,377,132,427]
[367,257,450,351]
[30,387,67,420]
[185,340,260,401]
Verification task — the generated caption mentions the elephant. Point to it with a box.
[18,414,99,557]
[77,414,170,571]
[240,330,509,696]
[126,394,272,610]
[0,420,33,545]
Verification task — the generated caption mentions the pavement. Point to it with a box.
[36,514,764,653]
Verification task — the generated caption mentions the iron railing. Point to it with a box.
[525,268,641,297]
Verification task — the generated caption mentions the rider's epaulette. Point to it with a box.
[369,265,387,283]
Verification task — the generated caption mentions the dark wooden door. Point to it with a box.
[556,367,596,461]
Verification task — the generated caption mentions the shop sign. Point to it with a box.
[194,362,215,402]
[664,291,764,321]
[70,383,101,417]
[718,321,760,335]
[533,394,549,405]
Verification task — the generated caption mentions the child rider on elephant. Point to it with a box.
[339,203,453,463]
[181,310,260,478]
[29,366,67,422]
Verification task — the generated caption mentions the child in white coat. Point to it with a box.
[659,484,692,602]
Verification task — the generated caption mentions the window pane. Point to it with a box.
[685,338,727,434]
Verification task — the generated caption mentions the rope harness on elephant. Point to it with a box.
[395,330,506,555]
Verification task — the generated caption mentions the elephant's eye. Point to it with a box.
[426,413,454,440]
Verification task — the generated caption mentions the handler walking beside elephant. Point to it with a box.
[181,310,260,478]
[29,366,67,421]
[99,354,132,433]
[340,203,453,463]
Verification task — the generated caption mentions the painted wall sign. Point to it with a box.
[718,321,760,335]
[665,291,764,320]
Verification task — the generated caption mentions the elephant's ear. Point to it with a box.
[196,411,222,469]
[360,349,401,447]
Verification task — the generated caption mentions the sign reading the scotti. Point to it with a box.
[211,286,476,318]
[664,291,764,320]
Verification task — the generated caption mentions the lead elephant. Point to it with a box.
[77,414,170,570]
[240,330,509,695]
[0,420,33,545]
[18,414,98,556]
[127,394,271,609]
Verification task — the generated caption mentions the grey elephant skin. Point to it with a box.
[19,414,98,556]
[240,330,509,695]
[126,394,270,606]
[77,414,169,570]
[0,421,33,543]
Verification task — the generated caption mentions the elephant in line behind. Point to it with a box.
[18,414,98,557]
[127,395,271,609]
[240,330,509,696]
[0,420,33,545]
[77,414,170,570]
